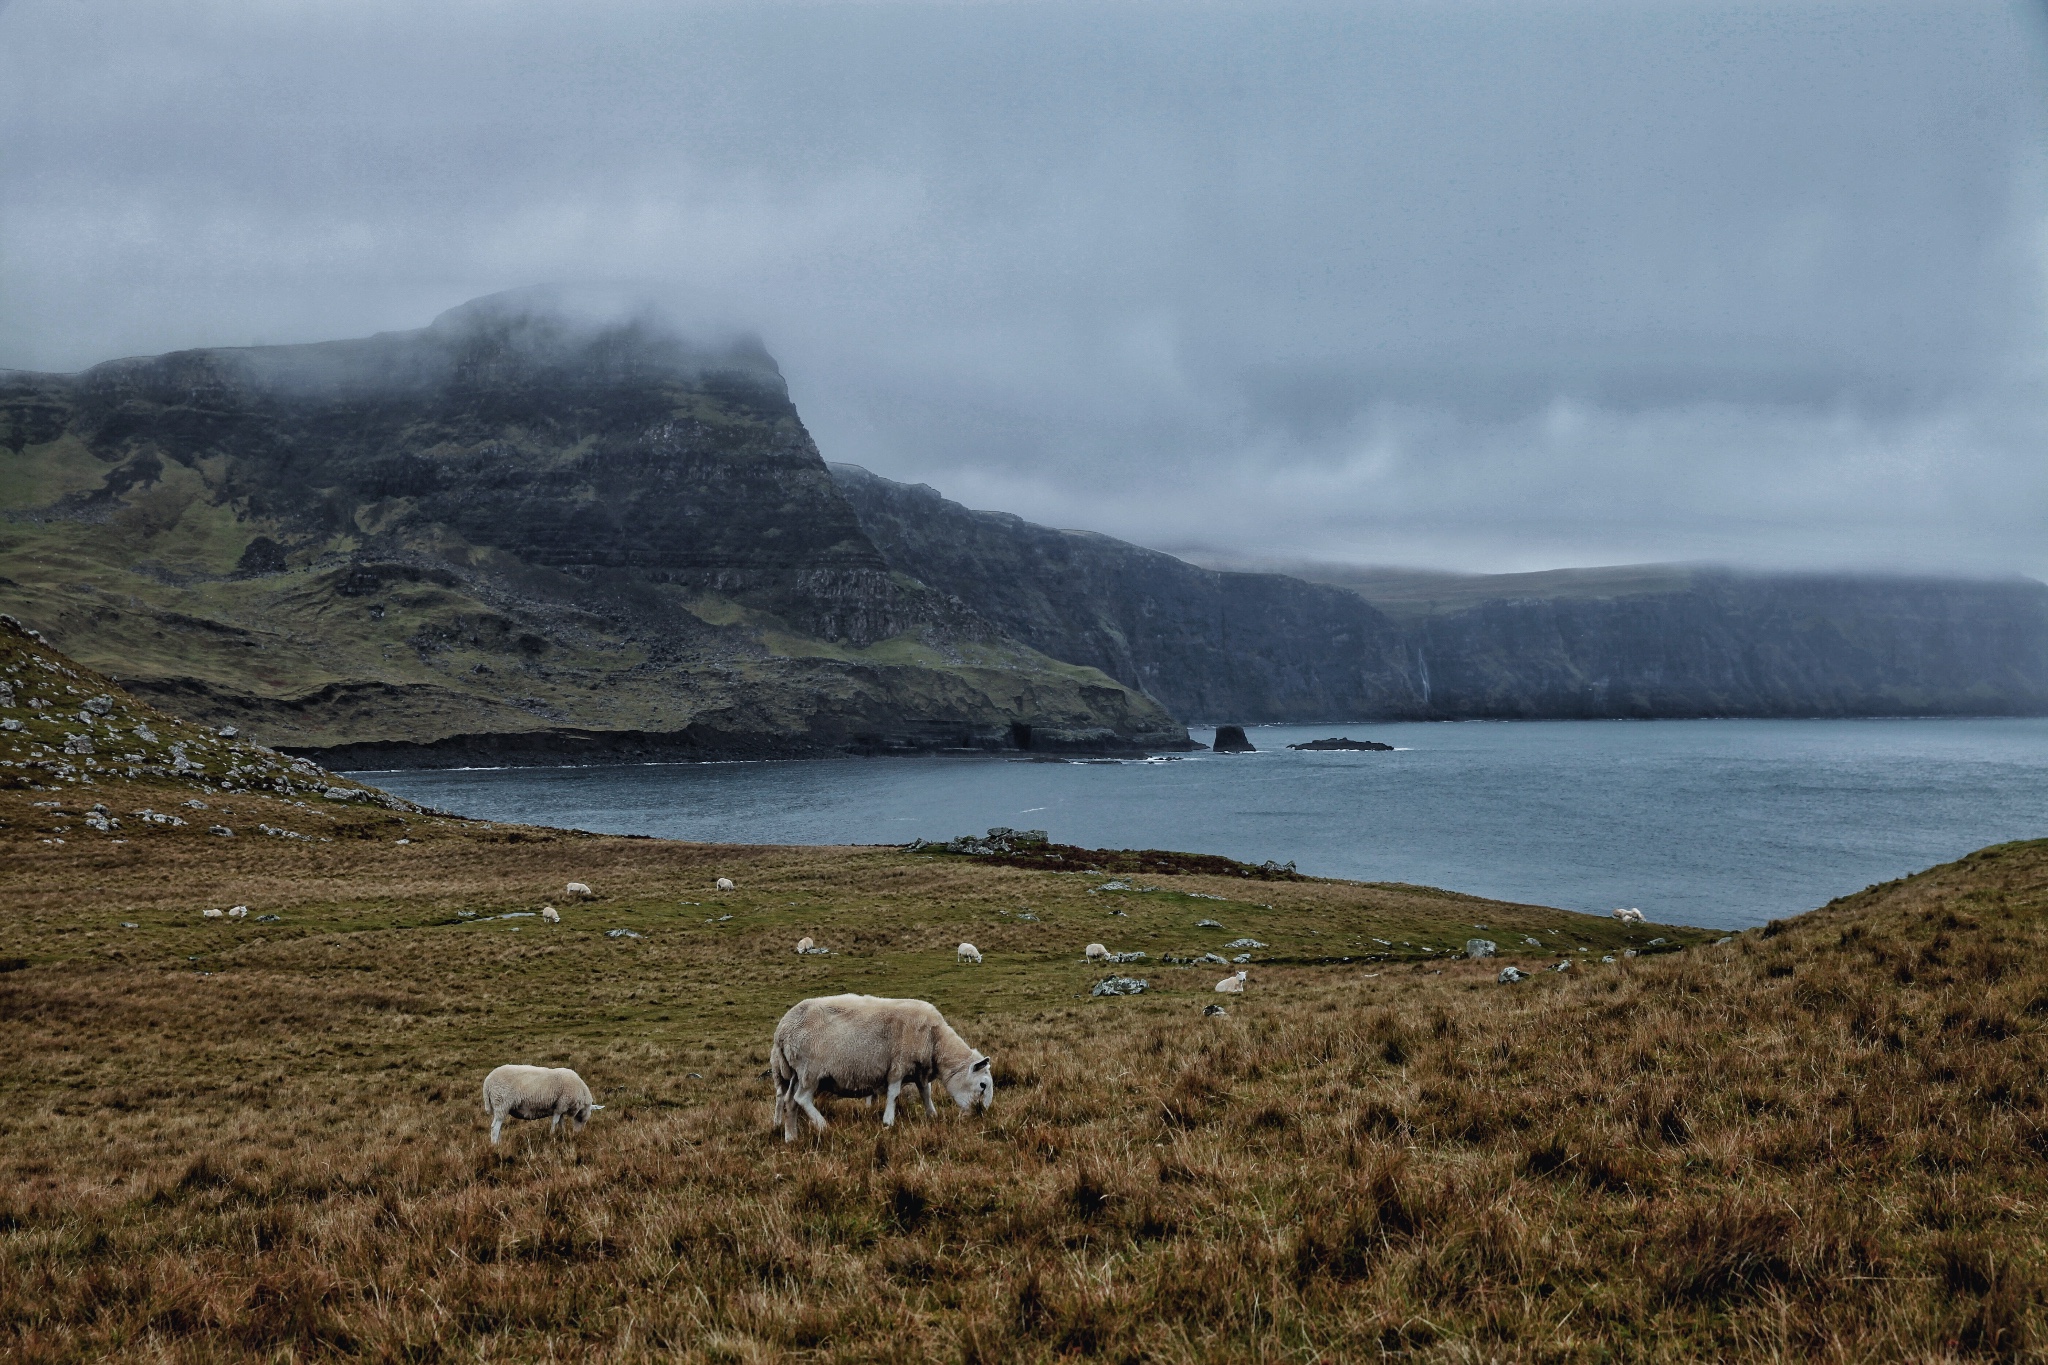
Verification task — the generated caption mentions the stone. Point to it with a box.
[1091,976,1148,997]
[1199,952,1228,965]
[1210,725,1256,753]
[1551,960,1572,972]
[1196,918,1223,928]
[208,825,233,837]
[1523,936,1542,947]
[605,928,643,940]
[1284,736,1393,751]
[1466,938,1497,958]
[1106,950,1147,964]
[1204,1004,1228,1016]
[1223,938,1266,949]
[1498,966,1529,983]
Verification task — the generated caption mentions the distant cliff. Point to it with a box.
[832,465,2048,721]
[0,292,1189,762]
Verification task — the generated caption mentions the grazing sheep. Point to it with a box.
[796,936,815,955]
[481,1065,603,1144]
[566,882,592,898]
[1214,970,1248,994]
[771,994,993,1141]
[1084,943,1110,961]
[716,877,736,892]
[541,905,560,924]
[957,942,982,964]
[1612,907,1645,924]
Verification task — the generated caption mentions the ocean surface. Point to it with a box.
[356,718,2048,930]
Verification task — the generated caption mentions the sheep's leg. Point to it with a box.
[795,1085,830,1135]
[919,1081,937,1117]
[882,1080,903,1126]
[550,1112,562,1135]
[490,1112,504,1145]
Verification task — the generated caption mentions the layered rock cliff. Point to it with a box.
[832,465,2048,721]
[0,292,1190,762]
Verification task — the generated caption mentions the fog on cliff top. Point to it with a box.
[2,1,2045,579]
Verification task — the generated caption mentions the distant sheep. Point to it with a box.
[227,905,248,920]
[796,936,815,955]
[1084,943,1109,961]
[957,942,982,964]
[481,1064,602,1144]
[1612,907,1645,924]
[566,882,592,898]
[1215,970,1248,994]
[716,877,736,892]
[541,905,560,924]
[202,907,224,920]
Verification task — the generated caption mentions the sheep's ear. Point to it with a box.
[971,1057,991,1072]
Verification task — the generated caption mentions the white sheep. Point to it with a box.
[1612,907,1645,924]
[541,905,560,924]
[227,905,248,920]
[481,1065,602,1145]
[565,882,592,898]
[771,994,993,1141]
[796,936,815,955]
[1084,942,1109,961]
[1214,970,1248,994]
[957,942,982,964]
[202,907,224,920]
[716,877,736,892]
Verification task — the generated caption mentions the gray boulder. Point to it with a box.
[1091,976,1149,997]
[1466,938,1497,958]
[1497,965,1529,983]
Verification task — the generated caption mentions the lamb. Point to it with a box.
[957,942,982,964]
[771,994,993,1141]
[1612,907,1645,924]
[716,877,736,892]
[480,1064,603,1144]
[565,882,593,898]
[541,905,560,924]
[1215,970,1248,994]
[1084,942,1110,961]
[796,936,815,955]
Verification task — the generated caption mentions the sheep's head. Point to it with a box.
[945,1052,995,1113]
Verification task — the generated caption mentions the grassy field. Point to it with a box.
[3,632,2046,1360]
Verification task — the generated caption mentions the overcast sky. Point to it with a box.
[4,1,2045,577]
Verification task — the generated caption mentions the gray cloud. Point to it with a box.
[2,0,2044,575]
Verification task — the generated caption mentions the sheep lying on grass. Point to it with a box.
[481,1065,602,1145]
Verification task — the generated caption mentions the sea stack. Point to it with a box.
[1211,725,1256,753]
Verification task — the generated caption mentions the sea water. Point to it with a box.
[357,718,2048,929]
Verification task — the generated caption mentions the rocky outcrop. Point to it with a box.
[0,292,1189,761]
[1211,725,1256,753]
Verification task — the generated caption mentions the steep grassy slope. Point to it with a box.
[2,628,2044,1360]
[0,293,1188,761]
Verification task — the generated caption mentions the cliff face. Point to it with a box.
[0,293,1189,761]
[832,465,2048,721]
[830,463,1428,722]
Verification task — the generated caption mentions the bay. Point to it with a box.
[356,718,2048,929]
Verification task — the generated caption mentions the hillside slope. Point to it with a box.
[0,292,1188,762]
[2,615,2043,1359]
[835,464,2048,722]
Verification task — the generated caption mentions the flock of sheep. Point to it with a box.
[480,875,1249,1146]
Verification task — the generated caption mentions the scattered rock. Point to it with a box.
[1647,937,1668,946]
[1092,880,1132,892]
[1015,912,1037,922]
[1713,936,1733,945]
[1600,955,1616,964]
[1466,938,1497,958]
[1199,952,1228,965]
[1232,953,1252,964]
[62,734,93,754]
[217,725,238,738]
[920,827,1051,856]
[1105,950,1147,964]
[1196,918,1223,928]
[208,825,233,837]
[1551,960,1572,972]
[256,914,280,923]
[605,929,642,940]
[1223,938,1265,949]
[1522,936,1542,947]
[1623,949,1638,958]
[121,922,138,929]
[1204,1004,1228,1016]
[1091,976,1148,997]
[81,695,113,716]
[1210,725,1256,753]
[1498,966,1529,983]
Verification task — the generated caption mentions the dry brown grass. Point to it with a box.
[2,634,2046,1359]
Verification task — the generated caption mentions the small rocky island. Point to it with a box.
[1211,725,1257,753]
[1286,736,1394,751]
